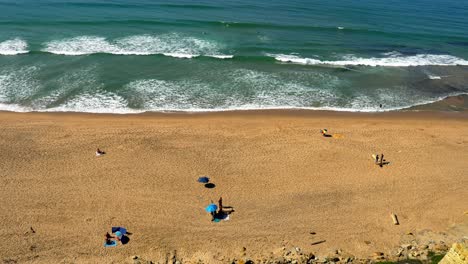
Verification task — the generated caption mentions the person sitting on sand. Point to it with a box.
[105,232,115,245]
[114,231,122,241]
[96,148,106,156]
[320,129,331,137]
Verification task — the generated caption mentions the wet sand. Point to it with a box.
[0,110,467,263]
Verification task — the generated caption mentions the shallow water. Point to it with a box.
[1,0,467,113]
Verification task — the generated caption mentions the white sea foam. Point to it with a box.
[162,53,198,59]
[272,54,468,67]
[0,38,29,55]
[208,54,234,59]
[1,92,467,114]
[0,66,41,102]
[428,75,442,80]
[43,36,118,55]
[0,65,466,113]
[381,51,403,57]
[0,102,32,112]
[46,91,139,113]
[42,34,233,59]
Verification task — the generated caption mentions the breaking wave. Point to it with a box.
[1,65,466,113]
[0,38,29,55]
[272,54,468,67]
[42,34,232,58]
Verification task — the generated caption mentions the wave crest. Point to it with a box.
[42,34,232,58]
[0,38,29,55]
[273,54,468,67]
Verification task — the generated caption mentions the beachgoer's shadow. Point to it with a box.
[204,183,216,189]
[379,160,391,167]
[213,206,235,221]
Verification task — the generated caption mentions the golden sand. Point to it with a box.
[0,111,467,263]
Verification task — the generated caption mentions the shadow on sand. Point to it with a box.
[204,183,216,189]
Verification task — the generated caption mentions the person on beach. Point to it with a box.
[105,232,115,245]
[375,154,380,164]
[114,231,123,242]
[96,148,105,156]
[210,211,216,221]
[218,197,223,212]
[320,129,329,137]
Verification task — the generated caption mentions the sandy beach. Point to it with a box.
[0,110,467,263]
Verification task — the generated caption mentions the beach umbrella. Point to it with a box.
[197,176,210,183]
[205,203,218,213]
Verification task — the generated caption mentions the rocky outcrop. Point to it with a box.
[438,243,468,264]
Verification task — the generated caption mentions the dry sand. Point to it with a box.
[0,110,467,263]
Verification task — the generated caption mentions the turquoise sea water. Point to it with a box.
[1,0,467,113]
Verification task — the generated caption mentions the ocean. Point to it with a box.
[0,0,467,113]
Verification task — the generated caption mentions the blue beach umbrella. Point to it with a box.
[205,203,218,213]
[198,176,210,183]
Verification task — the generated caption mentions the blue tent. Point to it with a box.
[198,176,210,183]
[205,203,218,213]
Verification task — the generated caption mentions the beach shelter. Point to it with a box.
[205,203,218,213]
[197,176,210,183]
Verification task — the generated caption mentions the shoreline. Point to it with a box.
[0,106,467,263]
[1,94,467,116]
